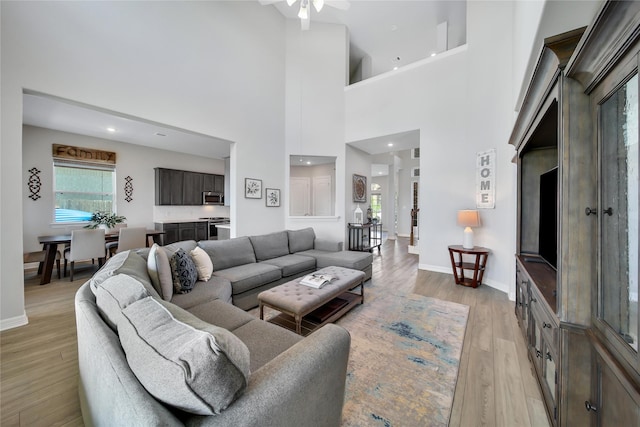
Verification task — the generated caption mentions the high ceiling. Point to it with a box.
[268,0,467,79]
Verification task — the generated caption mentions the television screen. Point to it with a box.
[538,167,558,269]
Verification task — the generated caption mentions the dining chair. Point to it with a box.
[105,223,127,257]
[111,227,147,254]
[64,229,106,281]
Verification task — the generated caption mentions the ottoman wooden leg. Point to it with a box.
[295,315,302,335]
[259,303,264,320]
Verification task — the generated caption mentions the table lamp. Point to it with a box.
[457,210,480,249]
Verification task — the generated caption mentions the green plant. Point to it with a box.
[84,211,126,229]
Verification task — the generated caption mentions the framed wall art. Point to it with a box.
[245,178,262,199]
[265,188,280,207]
[353,174,367,203]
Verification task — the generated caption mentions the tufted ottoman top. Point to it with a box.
[258,266,365,315]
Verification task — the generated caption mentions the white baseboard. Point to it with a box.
[418,264,512,299]
[1,312,28,331]
[397,233,410,238]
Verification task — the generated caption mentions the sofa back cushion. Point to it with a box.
[163,240,198,258]
[287,228,316,253]
[90,250,159,299]
[118,297,250,415]
[249,231,290,261]
[94,274,151,331]
[198,237,256,271]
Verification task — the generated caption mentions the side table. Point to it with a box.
[447,245,490,288]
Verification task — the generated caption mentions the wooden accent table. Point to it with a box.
[447,245,490,288]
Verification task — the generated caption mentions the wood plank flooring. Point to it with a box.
[1,238,550,426]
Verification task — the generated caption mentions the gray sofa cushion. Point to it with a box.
[232,319,302,372]
[214,263,282,295]
[300,250,373,271]
[287,228,316,253]
[119,297,251,415]
[199,237,256,271]
[91,250,160,299]
[187,299,255,332]
[260,254,316,277]
[170,277,233,310]
[94,274,151,331]
[249,231,289,261]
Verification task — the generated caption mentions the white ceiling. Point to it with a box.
[269,0,467,78]
[22,93,232,159]
[348,129,419,155]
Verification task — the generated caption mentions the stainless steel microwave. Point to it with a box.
[202,192,224,205]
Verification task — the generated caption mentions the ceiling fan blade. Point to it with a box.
[325,0,350,11]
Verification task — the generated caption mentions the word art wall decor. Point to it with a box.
[476,148,496,209]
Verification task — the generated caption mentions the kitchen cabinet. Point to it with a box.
[155,168,224,206]
[155,221,208,245]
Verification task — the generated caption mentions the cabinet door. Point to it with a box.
[516,267,530,337]
[178,223,196,241]
[162,223,179,245]
[195,222,208,241]
[589,348,640,427]
[183,172,203,205]
[595,66,639,361]
[203,174,215,192]
[214,175,224,193]
[155,168,175,205]
[168,169,184,205]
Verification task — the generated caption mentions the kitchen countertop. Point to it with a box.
[153,219,209,224]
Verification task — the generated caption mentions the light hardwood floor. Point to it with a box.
[1,238,550,426]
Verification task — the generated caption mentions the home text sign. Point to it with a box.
[52,144,116,164]
[476,148,496,209]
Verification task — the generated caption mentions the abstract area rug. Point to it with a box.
[336,292,469,427]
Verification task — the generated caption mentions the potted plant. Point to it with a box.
[85,211,126,230]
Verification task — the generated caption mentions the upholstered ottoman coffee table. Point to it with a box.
[258,266,365,335]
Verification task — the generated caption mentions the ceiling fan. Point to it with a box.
[259,0,350,30]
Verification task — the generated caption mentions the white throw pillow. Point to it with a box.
[147,243,173,301]
[191,246,214,281]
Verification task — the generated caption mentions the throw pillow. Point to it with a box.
[119,297,250,415]
[190,246,213,281]
[169,248,197,294]
[147,243,173,301]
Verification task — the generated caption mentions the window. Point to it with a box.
[370,194,382,222]
[54,161,116,223]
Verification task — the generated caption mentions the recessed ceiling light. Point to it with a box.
[388,143,394,147]
[306,161,311,165]
[106,127,116,132]
[390,24,398,32]
[378,171,383,175]
[393,67,398,70]
[154,132,167,137]
[431,52,437,57]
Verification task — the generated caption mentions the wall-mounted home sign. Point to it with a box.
[476,148,496,209]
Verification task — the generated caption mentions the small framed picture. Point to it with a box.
[353,174,367,203]
[245,178,262,199]
[265,188,280,207]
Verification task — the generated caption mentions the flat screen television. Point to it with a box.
[538,166,558,269]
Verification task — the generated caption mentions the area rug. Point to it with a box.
[337,292,469,427]
[256,280,469,427]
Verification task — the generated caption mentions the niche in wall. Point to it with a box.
[289,155,336,216]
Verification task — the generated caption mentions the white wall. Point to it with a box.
[345,145,372,238]
[346,2,515,295]
[1,1,285,328]
[22,125,229,252]
[284,20,348,242]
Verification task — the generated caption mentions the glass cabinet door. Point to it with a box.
[599,72,639,353]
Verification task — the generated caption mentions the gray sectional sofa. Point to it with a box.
[75,227,372,426]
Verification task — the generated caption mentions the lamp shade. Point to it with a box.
[457,210,480,228]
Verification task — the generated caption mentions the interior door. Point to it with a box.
[290,177,310,216]
[312,175,332,216]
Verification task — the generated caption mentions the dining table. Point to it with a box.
[36,229,165,285]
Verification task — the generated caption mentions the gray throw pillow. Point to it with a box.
[119,297,250,415]
[169,248,197,294]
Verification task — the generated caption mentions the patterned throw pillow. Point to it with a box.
[169,248,197,294]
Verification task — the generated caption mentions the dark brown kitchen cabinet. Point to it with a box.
[183,172,203,206]
[155,221,208,245]
[155,168,224,206]
[155,168,183,206]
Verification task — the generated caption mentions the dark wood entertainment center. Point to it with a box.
[510,3,640,425]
